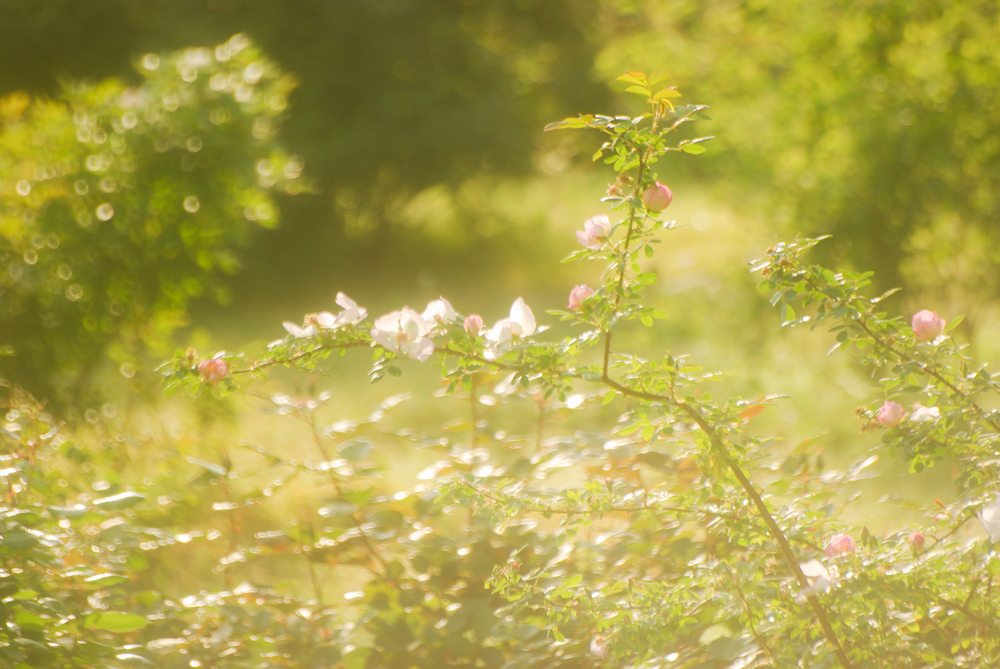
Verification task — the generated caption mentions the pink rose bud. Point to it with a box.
[823,533,856,558]
[641,181,673,211]
[877,400,905,427]
[908,531,925,551]
[568,284,595,311]
[198,358,228,385]
[464,314,483,337]
[911,310,946,342]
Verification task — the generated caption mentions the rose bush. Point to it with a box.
[4,71,1000,669]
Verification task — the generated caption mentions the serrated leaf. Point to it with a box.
[648,70,671,85]
[653,88,681,100]
[617,71,647,86]
[625,85,651,97]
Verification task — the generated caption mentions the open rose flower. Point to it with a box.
[589,635,608,659]
[484,297,536,360]
[824,534,856,558]
[911,310,946,342]
[642,181,673,211]
[576,215,611,250]
[978,493,1000,543]
[909,404,941,422]
[371,308,434,362]
[877,400,905,427]
[283,314,319,338]
[421,296,456,330]
[794,560,835,604]
[316,292,367,330]
[568,284,595,311]
[198,358,228,385]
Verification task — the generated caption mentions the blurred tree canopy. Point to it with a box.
[0,36,300,402]
[0,0,611,291]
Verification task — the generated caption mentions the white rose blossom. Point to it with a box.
[284,293,367,337]
[909,404,941,422]
[794,560,836,604]
[317,292,367,329]
[421,296,456,330]
[979,493,1000,543]
[371,307,435,362]
[484,297,536,360]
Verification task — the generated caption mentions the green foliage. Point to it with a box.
[0,35,301,401]
[599,0,1000,303]
[6,74,1000,669]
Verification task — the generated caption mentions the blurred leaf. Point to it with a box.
[84,612,149,632]
[93,492,146,510]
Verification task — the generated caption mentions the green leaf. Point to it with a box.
[339,439,373,461]
[681,143,707,154]
[2,530,40,550]
[187,457,227,477]
[49,505,91,520]
[617,72,646,86]
[318,498,356,517]
[625,85,651,97]
[84,612,149,632]
[652,88,681,100]
[10,589,39,600]
[648,70,670,85]
[93,492,146,510]
[602,391,616,405]
[84,573,130,588]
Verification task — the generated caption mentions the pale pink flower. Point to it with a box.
[198,358,228,385]
[421,297,456,330]
[464,314,483,337]
[641,181,673,211]
[316,292,367,330]
[370,308,434,362]
[824,534,856,558]
[590,635,608,659]
[909,404,941,422]
[908,532,925,551]
[877,400,905,427]
[576,215,611,250]
[568,284,595,311]
[911,310,946,342]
